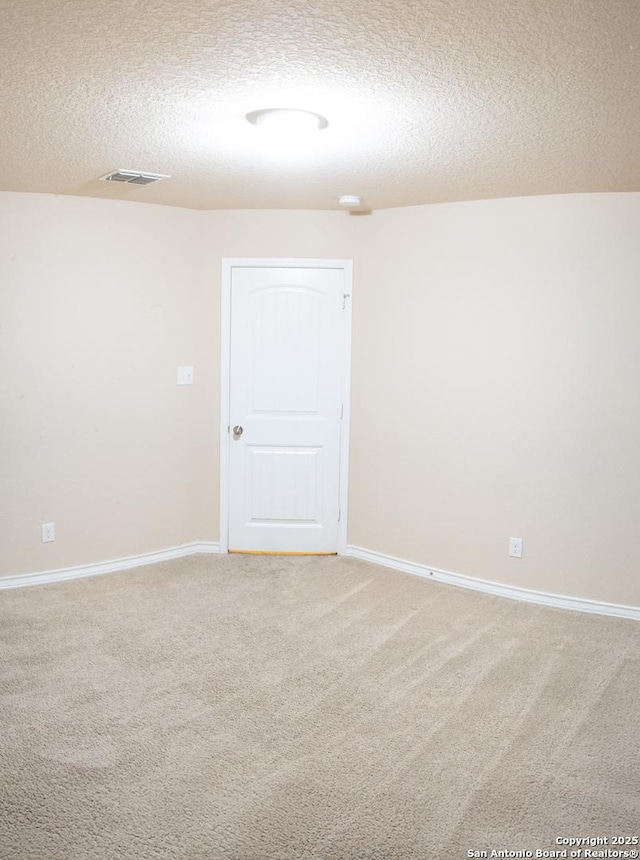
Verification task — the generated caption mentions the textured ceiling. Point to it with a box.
[1,0,639,211]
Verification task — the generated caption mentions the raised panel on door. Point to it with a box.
[250,287,322,415]
[228,266,345,553]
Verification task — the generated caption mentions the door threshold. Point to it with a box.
[228,550,338,556]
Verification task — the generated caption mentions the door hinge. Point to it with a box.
[340,404,344,420]
[227,425,230,434]
[338,507,341,522]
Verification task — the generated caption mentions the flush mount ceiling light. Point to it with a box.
[339,195,362,207]
[246,108,329,134]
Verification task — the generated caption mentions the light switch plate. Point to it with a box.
[177,366,194,385]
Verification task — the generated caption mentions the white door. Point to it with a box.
[224,263,350,553]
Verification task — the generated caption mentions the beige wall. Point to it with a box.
[2,190,640,608]
[349,193,640,606]
[0,193,214,575]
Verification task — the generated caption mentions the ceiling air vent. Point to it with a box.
[99,169,170,185]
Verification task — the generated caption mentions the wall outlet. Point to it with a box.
[42,522,55,543]
[177,366,194,385]
[509,537,523,558]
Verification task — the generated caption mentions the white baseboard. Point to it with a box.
[345,545,640,622]
[4,541,638,621]
[0,541,221,590]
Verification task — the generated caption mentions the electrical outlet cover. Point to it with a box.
[509,537,523,558]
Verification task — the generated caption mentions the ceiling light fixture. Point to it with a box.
[246,108,329,134]
[339,195,362,207]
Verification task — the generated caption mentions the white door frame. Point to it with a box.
[219,258,353,554]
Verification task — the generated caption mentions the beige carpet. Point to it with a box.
[1,554,639,860]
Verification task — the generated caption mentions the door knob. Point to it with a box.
[233,425,243,439]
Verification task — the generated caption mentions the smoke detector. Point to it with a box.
[339,195,362,207]
[99,169,170,185]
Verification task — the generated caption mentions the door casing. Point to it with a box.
[219,258,353,554]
